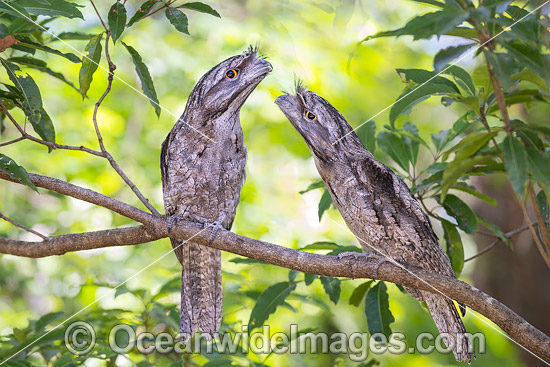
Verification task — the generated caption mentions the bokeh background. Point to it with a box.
[1,0,549,366]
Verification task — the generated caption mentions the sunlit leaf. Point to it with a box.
[78,33,103,99]
[122,42,161,117]
[0,153,37,191]
[108,1,127,44]
[300,241,341,250]
[364,281,394,341]
[248,281,296,331]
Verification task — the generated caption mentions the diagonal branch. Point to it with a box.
[0,170,549,362]
[0,212,48,240]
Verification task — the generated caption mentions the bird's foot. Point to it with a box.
[208,213,226,245]
[337,251,368,279]
[168,214,180,235]
[191,214,226,245]
[337,251,367,261]
[371,254,392,281]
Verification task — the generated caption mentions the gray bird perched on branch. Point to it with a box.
[161,47,272,340]
[275,83,473,363]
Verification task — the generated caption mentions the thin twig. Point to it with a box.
[89,0,108,32]
[0,102,104,156]
[465,223,534,262]
[90,31,160,215]
[137,0,175,23]
[0,212,48,240]
[0,136,24,147]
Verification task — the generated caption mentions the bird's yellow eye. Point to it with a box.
[225,69,238,79]
[305,111,316,120]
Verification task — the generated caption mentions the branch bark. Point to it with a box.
[1,171,549,362]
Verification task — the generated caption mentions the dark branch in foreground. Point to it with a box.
[0,171,549,362]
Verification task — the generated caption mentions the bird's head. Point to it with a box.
[275,82,360,162]
[185,46,272,122]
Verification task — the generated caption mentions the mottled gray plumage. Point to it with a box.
[161,47,271,339]
[276,85,473,363]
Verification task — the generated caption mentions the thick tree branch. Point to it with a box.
[0,170,549,361]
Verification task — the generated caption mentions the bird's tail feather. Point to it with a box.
[421,290,474,363]
[179,241,223,341]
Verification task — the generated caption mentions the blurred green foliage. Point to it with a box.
[2,0,549,366]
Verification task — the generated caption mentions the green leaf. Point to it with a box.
[525,146,550,191]
[127,0,159,27]
[502,135,527,197]
[502,41,550,89]
[377,131,409,171]
[300,241,341,250]
[18,0,83,19]
[432,129,450,152]
[356,120,376,153]
[318,189,333,221]
[443,65,476,95]
[108,1,127,44]
[165,7,189,35]
[440,219,464,276]
[304,273,318,286]
[0,153,37,191]
[178,2,220,17]
[9,57,78,92]
[122,42,161,117]
[78,33,103,99]
[511,68,547,92]
[288,270,299,283]
[349,281,373,307]
[54,32,95,40]
[34,312,64,333]
[299,180,324,194]
[0,58,55,144]
[396,8,469,40]
[442,194,478,234]
[477,216,513,249]
[364,281,394,341]
[442,131,497,162]
[433,43,475,72]
[248,281,296,331]
[320,276,341,305]
[536,191,549,233]
[0,1,30,18]
[326,246,362,256]
[400,122,422,166]
[389,83,458,125]
[17,40,81,63]
[452,182,497,206]
[411,0,444,6]
[396,68,460,93]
